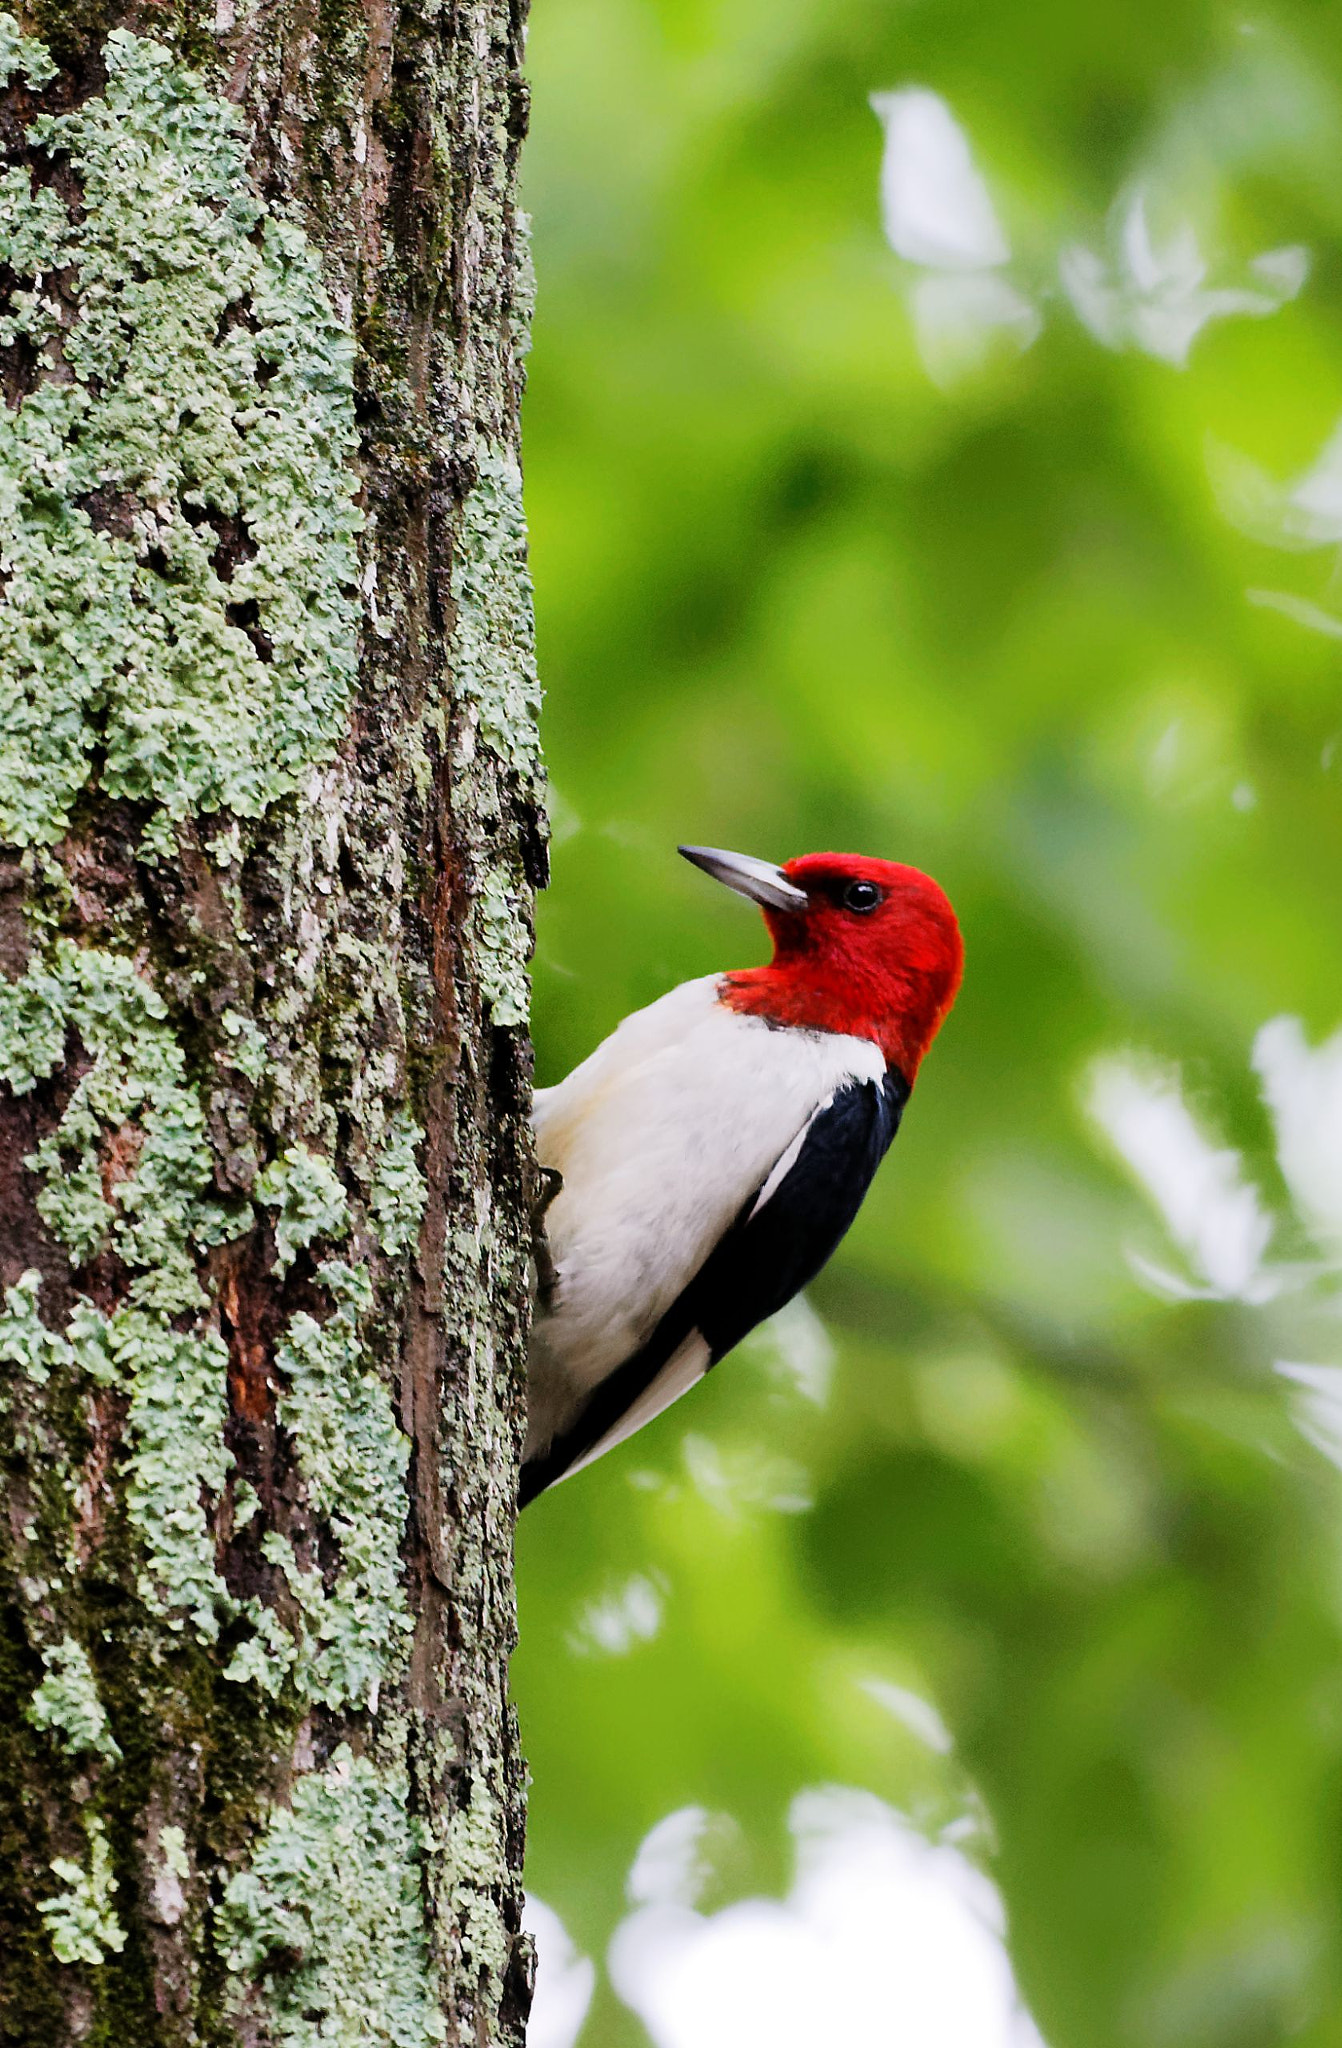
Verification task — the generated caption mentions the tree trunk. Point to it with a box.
[0,0,543,2037]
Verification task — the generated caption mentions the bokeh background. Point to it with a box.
[511,4,1342,2043]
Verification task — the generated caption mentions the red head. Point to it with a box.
[680,845,963,1081]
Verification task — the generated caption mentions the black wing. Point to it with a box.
[519,1067,909,1505]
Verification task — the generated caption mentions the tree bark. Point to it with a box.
[0,0,543,2037]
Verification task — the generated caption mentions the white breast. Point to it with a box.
[527,975,882,1459]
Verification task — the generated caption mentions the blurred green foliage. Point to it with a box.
[513,2,1342,2042]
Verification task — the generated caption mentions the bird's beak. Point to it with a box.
[678,844,809,913]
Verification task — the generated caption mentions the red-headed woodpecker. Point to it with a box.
[521,845,963,1505]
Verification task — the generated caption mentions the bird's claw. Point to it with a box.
[530,1166,563,1309]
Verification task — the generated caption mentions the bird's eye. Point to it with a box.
[842,880,881,913]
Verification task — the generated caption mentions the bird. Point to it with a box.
[520,844,963,1506]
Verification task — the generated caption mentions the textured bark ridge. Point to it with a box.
[0,0,543,2038]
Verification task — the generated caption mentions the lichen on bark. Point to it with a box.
[27,1637,121,1761]
[0,939,236,1639]
[0,0,543,2037]
[0,19,363,847]
[38,1815,126,1968]
[219,1744,447,2048]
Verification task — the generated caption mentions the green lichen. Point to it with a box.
[208,822,243,869]
[151,1823,190,1929]
[233,1479,261,1529]
[0,939,236,1637]
[136,809,179,865]
[475,868,531,1029]
[2,942,415,1671]
[0,7,56,83]
[1,938,232,1311]
[510,210,536,371]
[0,20,362,847]
[219,1747,445,2047]
[222,1008,267,1084]
[438,1777,510,1989]
[225,1261,412,1708]
[451,447,542,1030]
[451,449,542,775]
[4,1276,233,1639]
[256,1145,350,1270]
[224,1549,309,1698]
[27,1637,121,1762]
[271,1263,413,1705]
[158,1825,189,1879]
[114,1310,233,1638]
[38,1816,126,1967]
[369,1110,427,1257]
[0,1270,73,1386]
[0,1277,122,1404]
[0,950,67,1091]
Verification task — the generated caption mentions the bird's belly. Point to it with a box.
[533,1125,750,1396]
[527,1003,884,1458]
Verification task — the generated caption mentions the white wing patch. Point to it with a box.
[530,979,882,1450]
[557,1331,713,1484]
[748,1091,835,1221]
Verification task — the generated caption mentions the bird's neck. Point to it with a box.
[718,961,949,1082]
